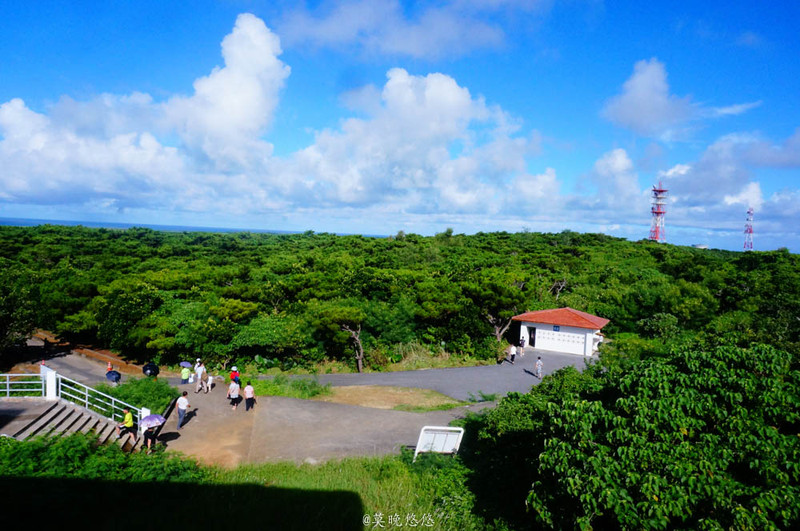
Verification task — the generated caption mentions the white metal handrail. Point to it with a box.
[0,373,45,397]
[56,374,143,426]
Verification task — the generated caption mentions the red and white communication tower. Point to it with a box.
[744,207,754,251]
[649,182,668,242]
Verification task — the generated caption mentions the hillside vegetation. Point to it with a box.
[1,225,797,371]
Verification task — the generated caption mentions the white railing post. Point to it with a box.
[41,365,57,400]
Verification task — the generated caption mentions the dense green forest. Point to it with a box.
[1,225,798,371]
[1,225,799,529]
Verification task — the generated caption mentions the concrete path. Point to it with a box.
[161,387,490,467]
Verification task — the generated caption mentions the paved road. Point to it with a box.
[308,348,594,400]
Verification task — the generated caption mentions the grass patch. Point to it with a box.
[383,342,493,372]
[246,373,331,399]
[392,402,466,413]
[316,385,464,411]
[467,391,498,403]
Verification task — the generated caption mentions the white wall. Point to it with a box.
[520,322,599,356]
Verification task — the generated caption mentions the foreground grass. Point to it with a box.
[211,452,490,530]
[1,433,496,530]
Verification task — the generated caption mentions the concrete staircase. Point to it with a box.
[4,398,143,452]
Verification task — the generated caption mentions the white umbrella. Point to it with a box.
[139,414,166,429]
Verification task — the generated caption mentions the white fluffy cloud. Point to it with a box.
[164,13,290,170]
[603,58,695,139]
[285,67,535,213]
[277,0,551,59]
[0,97,184,207]
[603,58,760,141]
[592,148,641,207]
[0,13,290,210]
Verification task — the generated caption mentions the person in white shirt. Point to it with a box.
[176,392,190,429]
[195,362,207,393]
[227,379,240,410]
[243,382,256,411]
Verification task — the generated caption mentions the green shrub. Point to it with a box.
[95,377,180,414]
[0,432,204,483]
[247,374,331,399]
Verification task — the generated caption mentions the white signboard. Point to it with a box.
[413,426,464,461]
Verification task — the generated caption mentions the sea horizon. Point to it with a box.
[0,216,389,239]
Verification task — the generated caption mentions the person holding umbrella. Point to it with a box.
[139,414,166,453]
[106,368,121,386]
[143,426,157,453]
[143,361,159,380]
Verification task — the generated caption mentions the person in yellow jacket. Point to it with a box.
[116,408,135,438]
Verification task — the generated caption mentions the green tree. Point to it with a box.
[462,270,526,342]
[0,262,37,357]
[308,300,368,372]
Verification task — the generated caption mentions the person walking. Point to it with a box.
[176,391,190,429]
[535,356,543,379]
[200,368,210,393]
[195,362,207,393]
[243,381,256,412]
[227,379,240,410]
[143,426,157,453]
[519,336,526,356]
[508,344,516,365]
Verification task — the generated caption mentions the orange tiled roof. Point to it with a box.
[512,307,609,330]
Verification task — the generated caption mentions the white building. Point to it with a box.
[512,307,609,356]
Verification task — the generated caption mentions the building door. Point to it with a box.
[529,328,536,347]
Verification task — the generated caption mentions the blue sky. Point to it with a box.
[1,1,799,251]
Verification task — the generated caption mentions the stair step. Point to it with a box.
[6,398,145,453]
[14,403,67,441]
[10,401,60,439]
[44,406,82,437]
[96,422,114,445]
[119,431,139,452]
[60,408,86,435]
[67,413,93,436]
[79,416,101,436]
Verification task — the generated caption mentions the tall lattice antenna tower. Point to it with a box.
[744,207,754,251]
[649,182,668,242]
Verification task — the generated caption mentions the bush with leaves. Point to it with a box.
[527,344,800,529]
[95,377,180,414]
[0,432,204,483]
